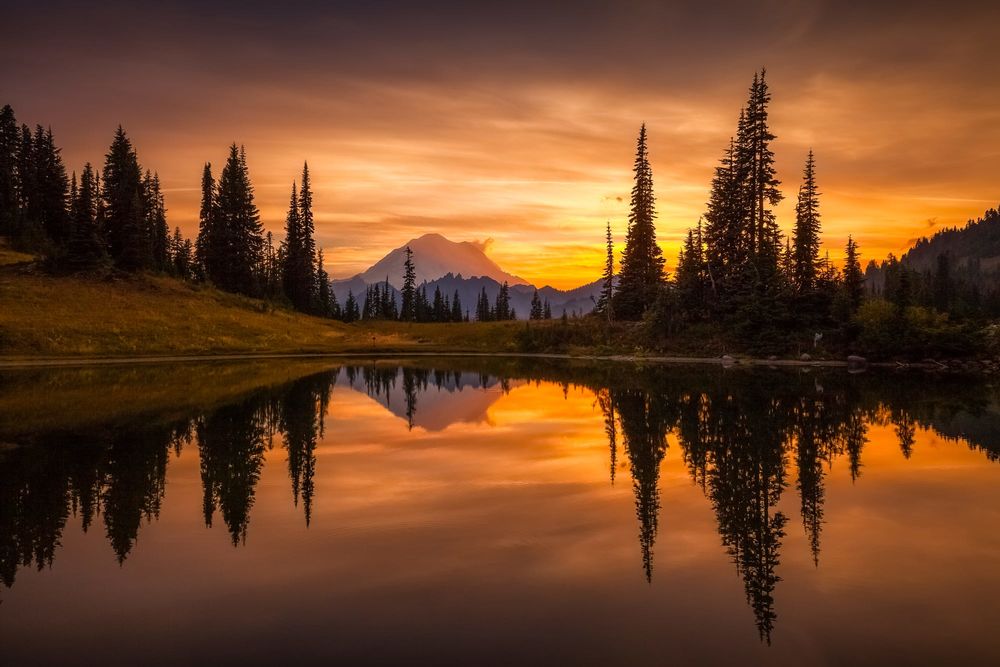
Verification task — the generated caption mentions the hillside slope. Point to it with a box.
[0,266,539,358]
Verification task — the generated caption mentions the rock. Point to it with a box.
[721,355,735,364]
[799,353,811,362]
[847,355,867,365]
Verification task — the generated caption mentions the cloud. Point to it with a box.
[2,0,997,287]
[470,238,494,253]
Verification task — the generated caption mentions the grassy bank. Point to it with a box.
[4,264,994,364]
[0,266,534,358]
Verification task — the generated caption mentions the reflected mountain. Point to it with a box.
[341,365,517,431]
[2,358,999,644]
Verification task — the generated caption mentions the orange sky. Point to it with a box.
[2,1,998,288]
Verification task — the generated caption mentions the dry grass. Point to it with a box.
[0,246,35,266]
[0,268,532,358]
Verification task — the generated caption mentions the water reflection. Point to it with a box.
[1,359,999,656]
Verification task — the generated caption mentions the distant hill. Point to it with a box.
[896,207,1000,272]
[866,205,1000,294]
[332,233,601,318]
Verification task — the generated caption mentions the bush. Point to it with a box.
[854,299,981,359]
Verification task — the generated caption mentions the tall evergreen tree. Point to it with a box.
[792,150,821,291]
[0,105,19,237]
[316,249,331,317]
[703,136,745,287]
[281,181,314,311]
[101,127,149,271]
[543,299,552,319]
[745,70,783,267]
[298,162,316,273]
[495,281,512,320]
[214,144,263,295]
[596,221,615,319]
[432,285,446,321]
[530,289,543,320]
[13,123,45,245]
[842,236,864,312]
[32,126,70,248]
[66,163,106,271]
[343,290,359,322]
[170,226,193,279]
[476,286,492,321]
[400,245,417,321]
[451,290,463,322]
[143,171,169,270]
[675,220,707,318]
[613,124,664,320]
[196,162,219,279]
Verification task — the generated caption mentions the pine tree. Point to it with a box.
[316,249,331,317]
[476,286,492,321]
[382,276,395,319]
[703,136,745,287]
[33,126,70,249]
[494,281,511,320]
[262,231,281,298]
[530,288,543,320]
[298,162,317,311]
[675,221,707,318]
[432,285,445,322]
[400,245,417,321]
[14,123,45,246]
[543,299,552,319]
[842,236,864,312]
[612,124,664,320]
[745,70,783,267]
[144,171,169,270]
[214,144,263,295]
[0,105,16,237]
[101,126,149,271]
[792,150,821,291]
[451,290,463,322]
[281,181,310,310]
[344,290,359,323]
[170,226,193,278]
[195,162,218,279]
[596,221,615,319]
[65,162,106,271]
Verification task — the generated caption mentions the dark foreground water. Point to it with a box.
[1,358,999,666]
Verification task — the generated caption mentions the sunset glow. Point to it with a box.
[3,1,998,288]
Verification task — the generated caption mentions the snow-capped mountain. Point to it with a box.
[331,233,601,319]
[354,233,526,288]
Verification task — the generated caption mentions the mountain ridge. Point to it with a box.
[331,233,600,319]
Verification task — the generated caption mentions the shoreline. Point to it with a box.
[0,349,948,371]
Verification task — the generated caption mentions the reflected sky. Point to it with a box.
[1,360,999,665]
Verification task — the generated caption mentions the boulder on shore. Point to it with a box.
[800,353,811,362]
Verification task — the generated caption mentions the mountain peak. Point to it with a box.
[353,233,525,288]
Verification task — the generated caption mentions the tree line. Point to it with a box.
[0,102,557,327]
[594,71,867,347]
[590,70,995,357]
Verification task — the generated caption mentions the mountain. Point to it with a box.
[354,233,525,288]
[331,233,601,318]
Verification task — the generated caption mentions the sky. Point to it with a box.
[2,0,998,288]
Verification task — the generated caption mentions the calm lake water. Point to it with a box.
[1,358,999,666]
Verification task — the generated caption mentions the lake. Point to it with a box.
[1,358,998,665]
